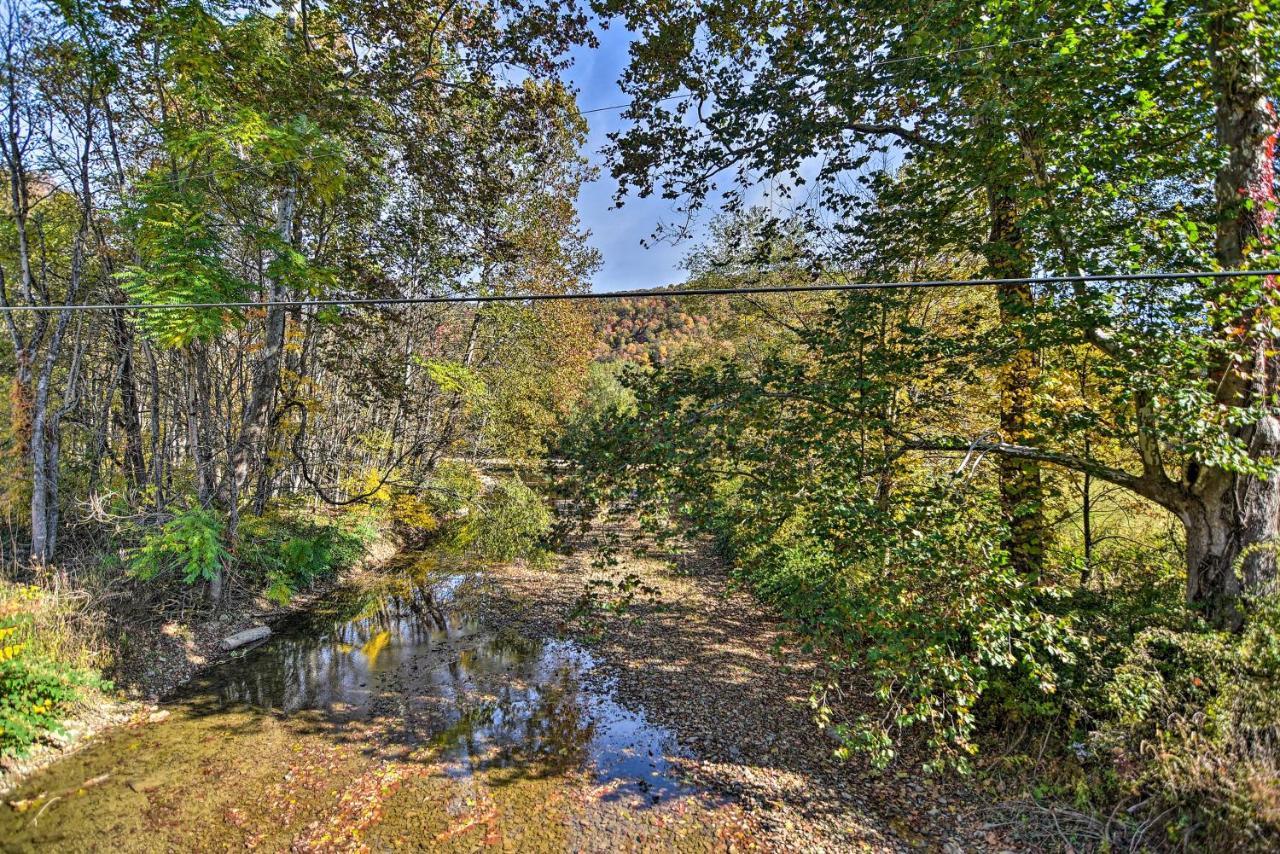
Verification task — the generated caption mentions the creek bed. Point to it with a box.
[0,552,757,852]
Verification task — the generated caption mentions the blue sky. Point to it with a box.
[564,23,697,292]
[563,22,840,293]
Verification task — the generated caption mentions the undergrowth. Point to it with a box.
[0,582,109,758]
[578,462,1280,850]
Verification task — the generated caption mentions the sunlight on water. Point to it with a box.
[1,552,754,851]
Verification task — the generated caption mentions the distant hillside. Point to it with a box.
[593,294,716,366]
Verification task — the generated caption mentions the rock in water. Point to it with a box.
[220,625,271,651]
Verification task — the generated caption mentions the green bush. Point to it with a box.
[717,484,1080,772]
[425,460,484,517]
[457,476,552,564]
[237,514,376,605]
[128,506,229,584]
[0,656,86,758]
[128,506,377,605]
[1084,594,1280,849]
[0,595,103,759]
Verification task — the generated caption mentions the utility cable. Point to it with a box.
[3,269,1277,313]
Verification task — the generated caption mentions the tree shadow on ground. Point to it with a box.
[483,527,969,850]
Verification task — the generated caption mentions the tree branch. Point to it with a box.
[897,434,1186,511]
[846,121,937,149]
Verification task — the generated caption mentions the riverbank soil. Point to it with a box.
[2,536,1010,852]
[470,528,1010,852]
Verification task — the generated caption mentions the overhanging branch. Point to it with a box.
[846,121,938,149]
[898,434,1185,511]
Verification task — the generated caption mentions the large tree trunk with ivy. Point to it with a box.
[985,187,1046,577]
[1182,13,1280,627]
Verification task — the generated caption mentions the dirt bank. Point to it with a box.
[0,536,402,796]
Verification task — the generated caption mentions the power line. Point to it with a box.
[3,269,1276,314]
[581,93,691,115]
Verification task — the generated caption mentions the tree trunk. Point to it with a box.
[29,397,50,564]
[145,341,163,507]
[1182,455,1280,629]
[1187,12,1280,625]
[220,182,294,509]
[187,345,216,507]
[985,186,1046,577]
[112,306,147,492]
[27,312,75,565]
[27,263,82,565]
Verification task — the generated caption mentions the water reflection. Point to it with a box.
[184,559,692,801]
[0,552,757,854]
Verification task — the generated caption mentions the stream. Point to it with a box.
[0,553,756,852]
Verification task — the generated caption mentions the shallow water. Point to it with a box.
[1,554,755,852]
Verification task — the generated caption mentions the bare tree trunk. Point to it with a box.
[111,306,147,491]
[28,300,81,564]
[25,183,90,565]
[45,326,86,559]
[187,344,216,506]
[145,340,163,507]
[221,167,295,514]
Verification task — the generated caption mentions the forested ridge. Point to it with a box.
[3,0,1280,850]
[592,295,715,365]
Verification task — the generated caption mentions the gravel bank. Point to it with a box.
[467,529,1012,853]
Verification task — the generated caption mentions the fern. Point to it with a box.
[129,507,229,584]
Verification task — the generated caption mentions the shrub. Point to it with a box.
[1088,594,1280,849]
[237,514,376,605]
[458,476,552,564]
[752,485,1081,773]
[0,655,86,758]
[0,585,104,758]
[387,493,438,534]
[128,506,229,584]
[426,460,484,517]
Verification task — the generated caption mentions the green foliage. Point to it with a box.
[808,487,1078,773]
[129,507,229,585]
[687,474,1080,772]
[425,460,485,517]
[117,182,250,348]
[418,358,487,404]
[237,514,377,605]
[1082,594,1280,849]
[457,476,553,564]
[0,588,104,759]
[556,361,635,457]
[0,656,87,758]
